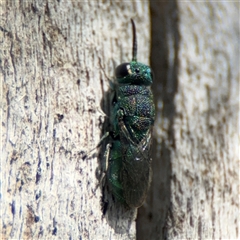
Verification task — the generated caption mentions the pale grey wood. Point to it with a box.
[137,2,239,239]
[1,1,151,239]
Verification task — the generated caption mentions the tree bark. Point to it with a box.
[1,1,150,239]
[1,1,239,240]
[137,1,239,239]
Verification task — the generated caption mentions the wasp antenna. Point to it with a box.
[131,19,137,62]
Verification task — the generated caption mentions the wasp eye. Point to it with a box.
[115,63,130,78]
[135,68,140,74]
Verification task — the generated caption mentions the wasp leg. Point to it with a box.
[103,143,111,172]
[101,143,112,215]
[84,132,110,160]
[97,132,110,148]
[95,143,112,190]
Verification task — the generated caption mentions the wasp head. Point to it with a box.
[115,62,153,86]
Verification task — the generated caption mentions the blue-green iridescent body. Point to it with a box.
[106,20,155,208]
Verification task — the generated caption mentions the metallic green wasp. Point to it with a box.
[105,19,155,208]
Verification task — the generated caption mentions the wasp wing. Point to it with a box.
[118,119,153,208]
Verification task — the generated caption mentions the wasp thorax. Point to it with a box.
[115,61,153,86]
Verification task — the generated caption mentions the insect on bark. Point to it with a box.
[105,19,155,208]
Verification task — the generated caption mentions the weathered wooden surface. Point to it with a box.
[1,1,151,239]
[1,1,239,239]
[137,1,239,239]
